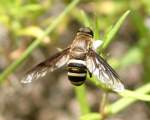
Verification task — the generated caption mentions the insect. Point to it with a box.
[21,27,124,92]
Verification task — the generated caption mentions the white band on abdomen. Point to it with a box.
[68,59,86,66]
[68,72,86,77]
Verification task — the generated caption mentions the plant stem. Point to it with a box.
[74,85,90,115]
[119,89,150,101]
[109,83,150,114]
[0,0,80,83]
[80,82,150,120]
[99,92,108,119]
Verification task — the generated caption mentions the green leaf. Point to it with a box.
[98,10,130,52]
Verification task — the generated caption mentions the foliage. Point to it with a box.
[0,0,150,120]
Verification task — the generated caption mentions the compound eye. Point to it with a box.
[78,27,93,37]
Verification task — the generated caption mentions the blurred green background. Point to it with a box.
[0,0,150,120]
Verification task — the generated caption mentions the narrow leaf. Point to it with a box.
[102,10,130,50]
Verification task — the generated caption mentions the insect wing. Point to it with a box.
[21,48,70,84]
[86,49,124,92]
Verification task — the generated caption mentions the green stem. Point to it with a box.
[119,89,150,101]
[109,83,150,114]
[74,85,90,115]
[0,0,80,83]
[99,92,108,119]
[80,83,150,120]
[88,75,150,102]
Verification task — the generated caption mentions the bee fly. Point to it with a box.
[21,27,124,92]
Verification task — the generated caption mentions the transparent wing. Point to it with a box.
[86,49,124,92]
[21,48,70,84]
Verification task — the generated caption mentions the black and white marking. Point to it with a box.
[67,59,87,86]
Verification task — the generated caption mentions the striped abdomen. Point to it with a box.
[67,59,87,86]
